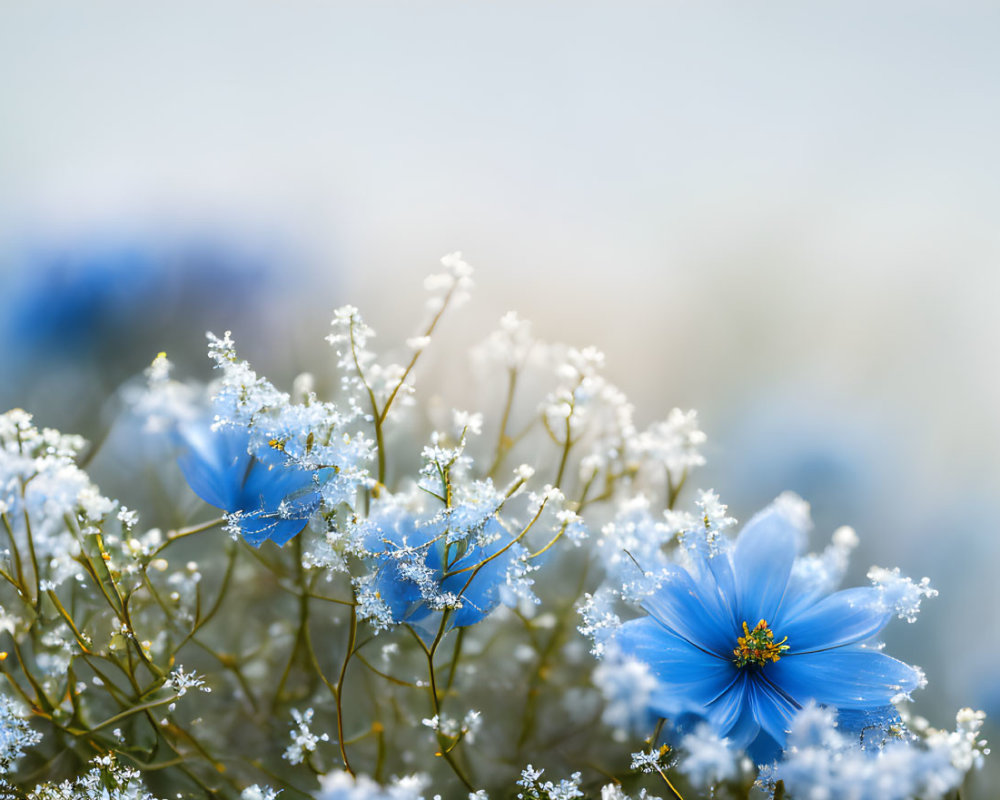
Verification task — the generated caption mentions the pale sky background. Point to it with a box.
[2,3,999,789]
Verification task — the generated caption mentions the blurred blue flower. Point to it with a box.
[177,422,320,547]
[5,239,270,363]
[615,503,922,763]
[363,505,519,639]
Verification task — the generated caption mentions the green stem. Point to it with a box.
[149,516,225,559]
[415,616,476,793]
[487,368,518,477]
[1,513,27,599]
[334,603,358,775]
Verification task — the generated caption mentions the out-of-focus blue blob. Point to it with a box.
[5,238,271,363]
[176,421,320,547]
[0,233,307,433]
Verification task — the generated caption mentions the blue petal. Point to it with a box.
[767,648,922,709]
[240,513,310,548]
[176,422,320,546]
[365,510,514,633]
[704,553,739,632]
[746,729,783,766]
[234,460,317,547]
[683,544,741,640]
[705,673,759,749]
[374,561,425,622]
[779,587,891,654]
[176,424,250,511]
[617,618,736,720]
[642,565,737,657]
[442,528,513,628]
[748,676,800,749]
[837,705,903,741]
[364,509,433,553]
[732,506,801,624]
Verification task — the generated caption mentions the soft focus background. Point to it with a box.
[1,2,998,794]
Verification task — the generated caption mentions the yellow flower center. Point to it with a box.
[733,619,789,668]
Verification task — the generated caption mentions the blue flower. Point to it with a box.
[614,500,922,763]
[177,422,320,547]
[362,505,520,639]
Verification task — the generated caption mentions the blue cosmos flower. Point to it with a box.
[177,422,320,547]
[614,500,922,763]
[362,505,520,640]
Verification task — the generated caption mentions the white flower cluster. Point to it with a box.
[0,409,113,593]
[207,330,375,510]
[592,655,657,738]
[164,665,210,697]
[676,723,742,790]
[27,754,164,800]
[283,707,331,765]
[868,565,938,623]
[0,692,40,774]
[516,765,584,800]
[634,408,706,488]
[764,703,989,800]
[240,787,282,800]
[422,709,483,745]
[314,771,431,800]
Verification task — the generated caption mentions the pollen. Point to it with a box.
[733,619,789,668]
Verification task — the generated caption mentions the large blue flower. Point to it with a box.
[614,501,922,763]
[363,505,520,640]
[177,422,320,547]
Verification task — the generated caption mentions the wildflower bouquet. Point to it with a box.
[0,255,987,800]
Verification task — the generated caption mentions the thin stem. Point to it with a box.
[487,368,518,478]
[47,590,92,653]
[1,513,26,595]
[442,495,551,581]
[354,653,419,688]
[348,316,386,488]
[420,620,476,792]
[667,468,687,510]
[654,766,685,800]
[335,603,358,775]
[20,499,41,608]
[377,280,459,427]
[553,413,574,490]
[90,695,177,731]
[149,516,225,559]
[443,627,465,696]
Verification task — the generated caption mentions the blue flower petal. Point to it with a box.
[365,509,515,634]
[746,729,783,766]
[705,673,759,749]
[779,587,891,654]
[442,525,514,628]
[642,565,736,657]
[732,506,801,624]
[768,648,922,709]
[176,424,249,510]
[375,562,426,622]
[616,618,736,720]
[177,422,319,547]
[683,545,741,640]
[240,513,309,548]
[749,676,800,749]
[837,705,903,740]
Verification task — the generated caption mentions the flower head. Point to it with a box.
[359,503,522,639]
[613,496,923,762]
[176,421,319,546]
